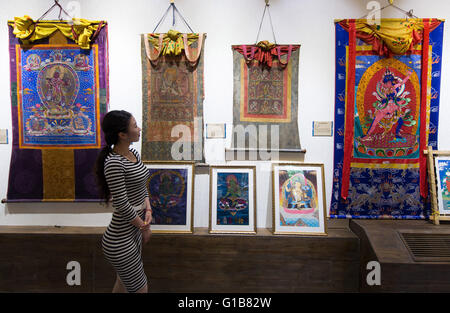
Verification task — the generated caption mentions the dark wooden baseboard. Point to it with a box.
[4,220,447,293]
[0,220,359,293]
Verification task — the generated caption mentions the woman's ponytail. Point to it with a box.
[94,110,132,205]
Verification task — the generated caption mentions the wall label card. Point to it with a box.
[206,123,226,139]
[312,121,333,137]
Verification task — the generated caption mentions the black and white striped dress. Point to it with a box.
[101,147,150,293]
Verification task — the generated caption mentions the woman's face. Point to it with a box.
[121,116,141,143]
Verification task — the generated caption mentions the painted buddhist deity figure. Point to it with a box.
[361,67,413,144]
[45,69,67,105]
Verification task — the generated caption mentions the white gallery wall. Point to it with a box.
[0,0,449,227]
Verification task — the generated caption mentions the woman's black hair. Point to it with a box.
[94,110,132,204]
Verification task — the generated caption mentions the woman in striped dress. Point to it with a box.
[95,110,152,293]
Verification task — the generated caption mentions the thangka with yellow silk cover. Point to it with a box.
[141,30,205,162]
[6,18,109,202]
[330,19,444,219]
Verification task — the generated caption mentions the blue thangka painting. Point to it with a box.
[18,46,99,147]
[331,20,444,219]
[216,172,249,225]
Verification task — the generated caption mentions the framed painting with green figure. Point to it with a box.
[209,166,256,234]
[436,156,450,215]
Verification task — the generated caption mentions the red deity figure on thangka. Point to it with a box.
[355,59,421,158]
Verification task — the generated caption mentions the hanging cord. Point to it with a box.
[173,4,194,33]
[255,2,277,45]
[153,2,194,33]
[358,0,418,20]
[37,0,72,22]
[152,3,172,33]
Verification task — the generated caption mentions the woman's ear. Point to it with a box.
[117,131,128,141]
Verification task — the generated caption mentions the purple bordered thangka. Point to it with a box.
[6,19,109,202]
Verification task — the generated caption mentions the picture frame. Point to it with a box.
[143,161,194,234]
[209,165,257,234]
[424,147,450,225]
[272,163,327,236]
[435,156,450,215]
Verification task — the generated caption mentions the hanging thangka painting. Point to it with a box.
[231,41,302,153]
[331,19,444,219]
[141,30,206,162]
[6,17,109,202]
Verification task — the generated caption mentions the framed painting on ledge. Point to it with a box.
[144,162,194,234]
[209,166,257,234]
[435,156,450,215]
[272,163,327,236]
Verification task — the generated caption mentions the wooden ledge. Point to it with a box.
[0,219,354,238]
[0,226,106,234]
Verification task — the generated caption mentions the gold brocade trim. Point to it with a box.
[42,149,75,200]
[351,162,420,169]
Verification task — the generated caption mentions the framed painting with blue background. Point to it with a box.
[435,156,450,215]
[209,166,256,234]
[272,163,327,236]
[144,162,194,233]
